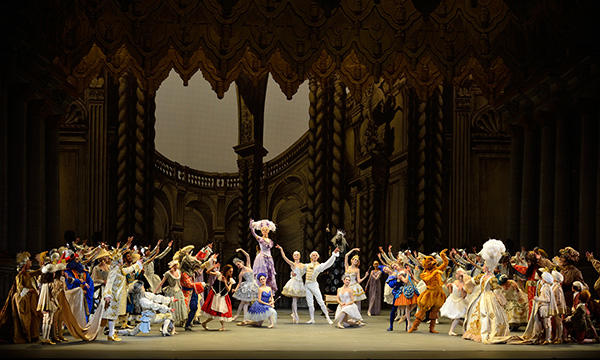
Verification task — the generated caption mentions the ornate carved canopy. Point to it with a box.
[14,1,593,101]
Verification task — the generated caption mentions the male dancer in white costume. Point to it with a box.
[303,247,340,324]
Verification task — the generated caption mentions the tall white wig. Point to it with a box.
[478,239,506,272]
[251,219,277,232]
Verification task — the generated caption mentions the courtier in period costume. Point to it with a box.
[463,240,511,344]
[102,237,143,341]
[0,252,42,344]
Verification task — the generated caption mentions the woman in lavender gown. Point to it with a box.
[365,260,383,316]
[249,219,278,292]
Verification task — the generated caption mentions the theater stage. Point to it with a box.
[4,310,600,359]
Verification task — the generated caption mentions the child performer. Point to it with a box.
[440,267,468,336]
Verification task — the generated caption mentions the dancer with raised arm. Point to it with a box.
[232,248,258,322]
[278,245,340,324]
[249,219,277,292]
[275,244,306,323]
[407,248,448,334]
[344,248,369,312]
[200,264,235,331]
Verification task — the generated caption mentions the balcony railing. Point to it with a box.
[155,131,309,189]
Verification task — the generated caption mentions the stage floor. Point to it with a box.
[4,310,600,359]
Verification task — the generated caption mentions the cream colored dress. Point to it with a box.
[102,259,143,320]
[463,274,511,344]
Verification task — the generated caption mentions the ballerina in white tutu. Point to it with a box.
[344,248,370,312]
[275,244,305,323]
[440,267,469,336]
[334,274,364,328]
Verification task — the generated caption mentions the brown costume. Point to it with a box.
[0,267,42,343]
[408,249,448,333]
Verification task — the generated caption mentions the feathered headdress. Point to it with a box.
[478,239,506,272]
[251,219,276,232]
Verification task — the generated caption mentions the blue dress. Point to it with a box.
[245,289,277,324]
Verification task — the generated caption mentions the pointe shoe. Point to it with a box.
[231,315,239,321]
[107,335,121,342]
[267,323,274,329]
[327,318,333,325]
[201,321,209,330]
[306,319,315,324]
[337,323,345,329]
[367,312,372,317]
[448,331,458,336]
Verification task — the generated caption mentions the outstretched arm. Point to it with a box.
[155,240,172,260]
[275,245,295,267]
[236,248,252,268]
[316,248,340,273]
[436,249,449,271]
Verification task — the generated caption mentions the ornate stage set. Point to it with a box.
[1,1,600,357]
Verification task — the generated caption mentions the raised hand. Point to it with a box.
[168,240,173,247]
[275,244,282,250]
[586,251,594,261]
[333,247,340,254]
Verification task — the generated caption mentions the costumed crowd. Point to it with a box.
[1,218,600,346]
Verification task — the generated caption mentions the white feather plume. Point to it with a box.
[251,219,276,232]
[478,238,506,272]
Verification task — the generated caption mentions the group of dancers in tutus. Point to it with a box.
[1,217,600,346]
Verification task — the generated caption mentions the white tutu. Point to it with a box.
[334,291,363,324]
[440,286,468,320]
[346,272,367,301]
[281,265,306,297]
[282,278,305,297]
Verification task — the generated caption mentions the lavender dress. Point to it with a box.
[252,236,278,292]
[365,270,382,315]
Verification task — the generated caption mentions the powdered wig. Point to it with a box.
[342,274,352,281]
[251,219,276,232]
[541,271,554,284]
[310,251,319,259]
[16,252,31,271]
[552,270,564,283]
[478,239,506,272]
